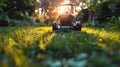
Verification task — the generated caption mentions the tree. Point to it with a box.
[0,0,39,19]
[96,0,120,22]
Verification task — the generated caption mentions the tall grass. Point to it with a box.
[0,26,53,67]
[0,26,120,67]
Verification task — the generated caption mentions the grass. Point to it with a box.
[0,26,120,67]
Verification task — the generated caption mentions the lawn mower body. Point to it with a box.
[52,4,82,31]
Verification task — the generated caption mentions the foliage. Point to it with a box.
[40,0,60,11]
[104,16,120,29]
[95,0,120,22]
[0,26,120,67]
[0,0,38,20]
[0,0,9,20]
[32,12,41,23]
[0,0,40,26]
[20,11,36,23]
[77,9,89,23]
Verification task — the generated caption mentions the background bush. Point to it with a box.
[0,0,39,25]
[95,1,120,23]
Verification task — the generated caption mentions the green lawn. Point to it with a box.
[0,26,120,67]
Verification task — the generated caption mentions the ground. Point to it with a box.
[0,26,120,67]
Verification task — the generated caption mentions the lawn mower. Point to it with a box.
[52,3,82,31]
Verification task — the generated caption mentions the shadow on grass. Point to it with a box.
[47,30,119,55]
[45,28,120,67]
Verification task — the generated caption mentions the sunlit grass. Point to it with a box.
[82,27,120,48]
[0,26,53,67]
[0,26,120,67]
[82,27,120,42]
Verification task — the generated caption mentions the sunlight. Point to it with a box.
[4,38,16,54]
[79,2,88,9]
[82,27,120,42]
[58,0,73,15]
[14,57,21,66]
[2,26,53,67]
[76,6,82,11]
[39,33,55,51]
[61,0,70,4]
[58,0,83,16]
[39,41,46,51]
[97,43,106,47]
[59,6,71,15]
[9,38,16,46]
